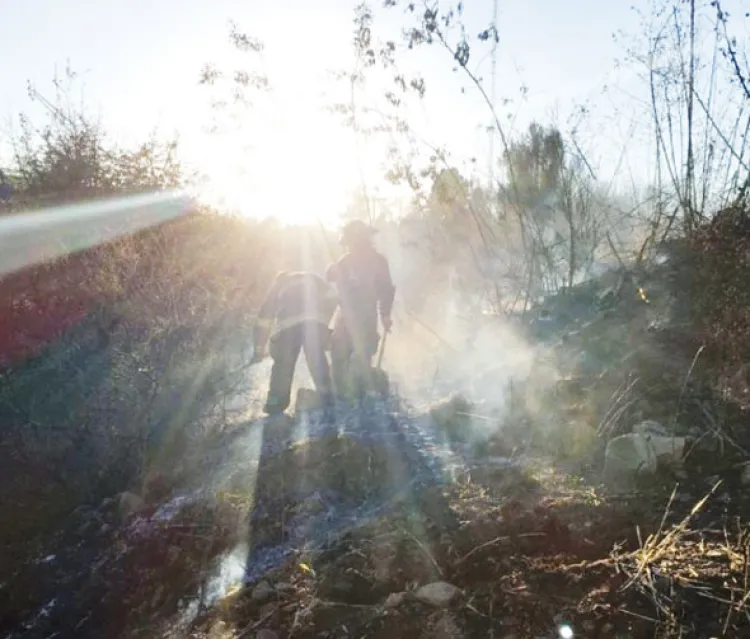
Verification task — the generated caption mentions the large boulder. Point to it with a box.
[603,432,687,489]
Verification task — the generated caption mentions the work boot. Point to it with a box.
[263,401,287,417]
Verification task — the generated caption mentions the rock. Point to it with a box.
[117,491,145,519]
[255,630,279,639]
[414,581,461,607]
[603,433,657,488]
[649,435,687,464]
[384,592,407,609]
[604,432,687,489]
[633,420,670,438]
[252,580,276,603]
[739,463,750,487]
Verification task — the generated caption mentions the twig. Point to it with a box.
[698,400,748,457]
[596,375,639,438]
[560,557,615,572]
[237,604,279,637]
[455,532,546,566]
[617,607,659,624]
[671,344,705,429]
[318,600,376,609]
[399,526,443,578]
[456,410,496,423]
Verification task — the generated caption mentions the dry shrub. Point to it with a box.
[688,205,750,384]
[0,210,289,546]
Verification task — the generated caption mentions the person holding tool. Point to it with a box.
[326,220,396,399]
[252,271,339,416]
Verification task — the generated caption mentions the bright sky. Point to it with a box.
[1,0,745,224]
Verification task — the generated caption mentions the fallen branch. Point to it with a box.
[455,532,546,566]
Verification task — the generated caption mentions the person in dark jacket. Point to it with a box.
[252,271,338,415]
[326,220,395,398]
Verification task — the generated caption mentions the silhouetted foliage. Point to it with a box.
[2,68,181,211]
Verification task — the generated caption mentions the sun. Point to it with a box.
[190,109,366,229]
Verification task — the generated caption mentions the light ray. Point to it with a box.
[0,190,193,277]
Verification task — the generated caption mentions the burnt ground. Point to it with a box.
[185,451,750,639]
[4,403,750,639]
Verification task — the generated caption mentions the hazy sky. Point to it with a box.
[1,0,745,221]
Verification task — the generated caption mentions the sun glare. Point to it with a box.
[197,170,345,229]
[190,106,370,229]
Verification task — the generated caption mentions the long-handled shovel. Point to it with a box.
[376,329,388,370]
[371,329,390,396]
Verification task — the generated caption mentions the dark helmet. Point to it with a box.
[340,219,377,246]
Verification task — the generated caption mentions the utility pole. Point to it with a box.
[488,0,499,190]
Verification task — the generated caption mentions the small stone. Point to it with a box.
[414,582,461,607]
[252,580,276,603]
[740,463,750,487]
[117,491,145,519]
[384,592,407,608]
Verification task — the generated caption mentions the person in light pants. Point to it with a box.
[252,272,338,416]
